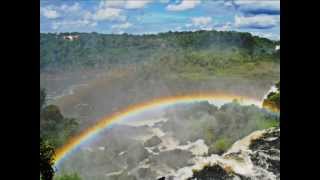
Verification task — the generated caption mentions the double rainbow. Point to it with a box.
[53,92,265,167]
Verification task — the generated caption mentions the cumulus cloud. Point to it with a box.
[103,0,126,8]
[101,0,151,9]
[214,22,233,31]
[60,3,81,13]
[223,1,234,7]
[232,0,280,15]
[87,0,152,22]
[91,7,126,21]
[52,19,97,30]
[182,16,213,31]
[41,7,60,19]
[41,3,82,20]
[191,17,212,26]
[234,14,279,29]
[111,22,133,30]
[166,0,201,11]
[125,0,152,9]
[234,0,279,8]
[250,31,280,40]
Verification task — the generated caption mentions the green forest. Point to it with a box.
[40,88,82,180]
[40,30,279,80]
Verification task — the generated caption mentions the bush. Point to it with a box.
[211,138,232,155]
[54,173,82,180]
[40,138,55,180]
[40,88,79,148]
[257,118,279,129]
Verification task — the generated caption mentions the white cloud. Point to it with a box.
[125,0,152,9]
[223,1,233,7]
[101,0,151,9]
[185,23,193,28]
[191,16,212,26]
[183,16,213,31]
[87,0,153,22]
[52,19,97,30]
[41,3,82,20]
[214,22,233,31]
[234,0,279,8]
[60,3,81,12]
[250,31,280,40]
[41,7,60,19]
[232,0,280,15]
[166,0,201,11]
[103,0,126,8]
[112,22,133,29]
[92,7,126,21]
[234,14,279,29]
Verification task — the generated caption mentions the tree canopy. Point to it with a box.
[40,88,79,148]
[40,30,279,72]
[40,137,55,180]
[40,87,81,179]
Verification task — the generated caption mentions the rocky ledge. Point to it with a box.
[159,127,280,180]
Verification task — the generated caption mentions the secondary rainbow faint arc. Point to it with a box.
[53,92,263,167]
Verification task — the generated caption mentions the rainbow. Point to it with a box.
[53,92,265,167]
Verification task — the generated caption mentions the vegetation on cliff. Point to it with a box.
[40,88,79,148]
[263,81,280,111]
[40,31,279,80]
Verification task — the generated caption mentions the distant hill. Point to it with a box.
[40,30,279,74]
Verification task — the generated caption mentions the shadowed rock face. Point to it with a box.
[249,128,280,179]
[180,128,280,180]
[188,165,236,180]
[144,136,162,147]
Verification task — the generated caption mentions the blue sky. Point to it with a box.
[40,0,280,40]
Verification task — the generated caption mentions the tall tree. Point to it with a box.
[40,138,55,180]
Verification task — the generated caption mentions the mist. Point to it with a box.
[40,31,280,180]
[53,98,278,179]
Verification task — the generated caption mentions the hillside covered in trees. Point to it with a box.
[40,30,279,80]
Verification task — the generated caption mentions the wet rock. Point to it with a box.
[107,172,137,180]
[136,167,156,179]
[150,149,194,170]
[249,128,280,151]
[144,136,162,147]
[187,164,246,180]
[249,128,280,179]
[126,143,149,169]
[174,128,280,180]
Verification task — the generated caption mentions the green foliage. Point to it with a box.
[267,92,280,107]
[163,101,280,155]
[40,88,79,148]
[275,81,280,91]
[40,31,279,74]
[42,105,64,122]
[212,137,232,155]
[256,118,279,129]
[54,173,82,180]
[40,138,55,180]
[204,127,215,145]
[263,81,280,110]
